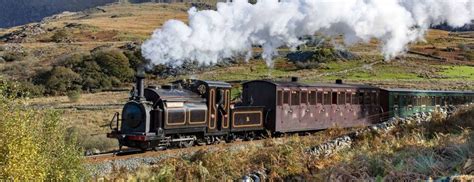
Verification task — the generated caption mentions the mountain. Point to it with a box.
[0,0,117,28]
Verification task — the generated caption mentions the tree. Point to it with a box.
[77,60,112,91]
[93,49,134,82]
[40,67,82,95]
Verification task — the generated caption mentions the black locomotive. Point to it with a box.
[108,73,474,150]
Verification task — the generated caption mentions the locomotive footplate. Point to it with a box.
[107,132,162,142]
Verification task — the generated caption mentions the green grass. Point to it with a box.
[437,65,474,80]
[196,59,444,84]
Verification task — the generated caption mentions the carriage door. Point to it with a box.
[290,89,301,130]
[216,88,230,131]
[280,89,292,127]
[207,88,218,132]
[300,89,310,126]
[343,91,352,126]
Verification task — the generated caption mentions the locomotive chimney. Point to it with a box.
[291,77,299,82]
[136,66,146,101]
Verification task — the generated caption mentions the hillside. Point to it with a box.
[0,0,118,28]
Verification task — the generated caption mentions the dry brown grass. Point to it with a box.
[100,107,474,181]
[26,91,128,106]
[50,3,189,37]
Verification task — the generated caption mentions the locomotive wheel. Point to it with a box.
[179,140,194,148]
[153,146,166,151]
[244,132,255,141]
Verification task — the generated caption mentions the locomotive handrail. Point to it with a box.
[109,112,120,131]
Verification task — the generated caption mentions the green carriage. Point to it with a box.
[385,89,474,118]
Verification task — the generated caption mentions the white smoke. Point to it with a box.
[142,0,474,67]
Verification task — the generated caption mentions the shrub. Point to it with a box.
[61,53,88,70]
[67,90,81,102]
[1,50,29,62]
[1,81,45,98]
[124,49,144,70]
[51,29,72,43]
[35,66,82,95]
[93,49,134,82]
[0,82,86,180]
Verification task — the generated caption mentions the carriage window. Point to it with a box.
[291,91,300,106]
[323,92,331,105]
[393,95,399,105]
[332,92,338,105]
[364,92,371,105]
[408,96,414,105]
[358,92,364,105]
[301,91,308,105]
[435,96,441,105]
[371,92,377,105]
[277,91,283,106]
[346,92,351,104]
[352,93,358,105]
[338,92,345,105]
[309,91,317,105]
[283,91,290,105]
[317,92,323,104]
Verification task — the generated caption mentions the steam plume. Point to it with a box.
[142,0,474,67]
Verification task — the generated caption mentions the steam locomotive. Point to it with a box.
[107,73,474,150]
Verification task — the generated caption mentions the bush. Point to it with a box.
[1,81,45,98]
[35,66,82,95]
[1,50,29,62]
[61,53,88,70]
[51,29,72,43]
[0,83,86,180]
[124,49,144,70]
[67,90,81,102]
[93,49,134,82]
